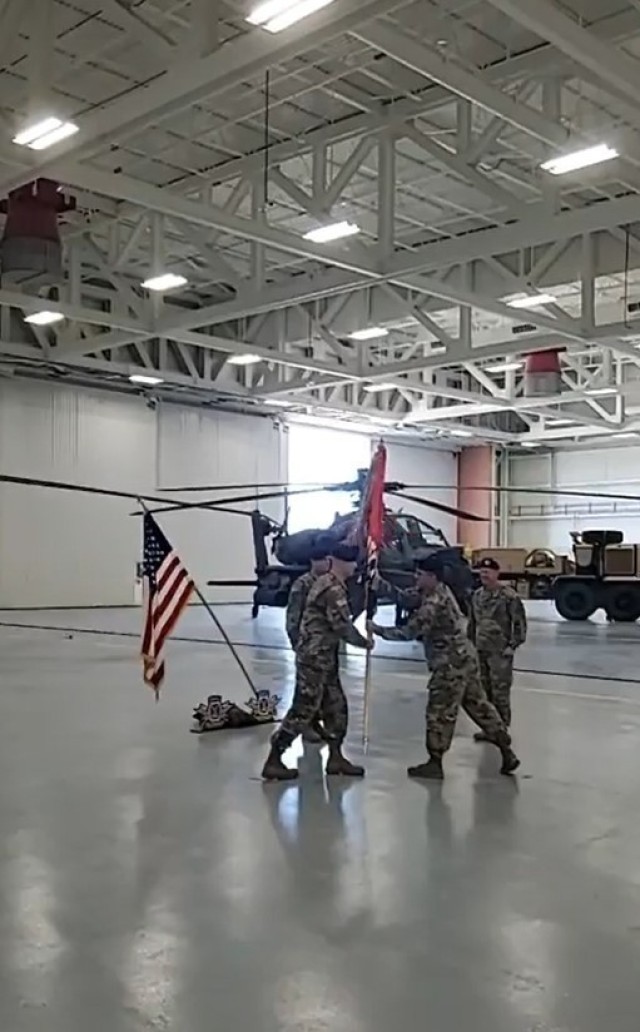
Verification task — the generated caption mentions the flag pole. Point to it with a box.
[138,500,259,699]
[191,583,260,699]
[358,439,386,752]
[362,580,375,752]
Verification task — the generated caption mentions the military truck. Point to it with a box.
[552,530,640,621]
[471,546,571,601]
[473,533,640,621]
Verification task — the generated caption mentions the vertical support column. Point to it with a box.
[456,99,472,154]
[496,449,510,547]
[542,77,562,213]
[67,239,81,307]
[0,304,10,342]
[28,0,54,116]
[312,143,327,204]
[251,176,265,288]
[457,445,495,550]
[150,213,164,321]
[377,132,396,258]
[190,0,219,56]
[460,263,473,350]
[581,232,596,332]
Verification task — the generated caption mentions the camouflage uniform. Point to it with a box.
[286,571,316,650]
[468,585,527,726]
[374,583,511,757]
[273,571,369,749]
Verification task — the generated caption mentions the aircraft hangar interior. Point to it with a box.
[2,2,640,1030]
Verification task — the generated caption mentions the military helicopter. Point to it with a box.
[6,471,640,625]
[162,469,485,620]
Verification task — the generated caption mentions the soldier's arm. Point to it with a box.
[285,580,306,648]
[324,585,370,649]
[467,595,477,643]
[509,592,527,649]
[376,575,421,610]
[371,607,427,642]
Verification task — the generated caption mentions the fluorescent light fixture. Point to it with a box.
[266,398,294,407]
[449,428,473,438]
[521,440,541,448]
[14,117,64,146]
[129,374,164,386]
[13,116,78,150]
[586,386,617,396]
[485,361,524,373]
[141,272,188,292]
[507,293,556,309]
[546,418,575,427]
[612,432,638,440]
[227,353,261,366]
[29,121,79,150]
[541,143,618,176]
[350,326,389,341]
[247,0,336,32]
[24,310,65,326]
[303,220,360,243]
[363,382,396,393]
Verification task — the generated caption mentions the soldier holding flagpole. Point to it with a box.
[357,442,388,748]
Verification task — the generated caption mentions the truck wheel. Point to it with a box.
[554,580,597,620]
[604,585,640,622]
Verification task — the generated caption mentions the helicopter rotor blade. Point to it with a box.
[0,473,248,517]
[391,490,488,523]
[143,480,364,516]
[138,483,349,516]
[158,482,328,493]
[402,484,640,502]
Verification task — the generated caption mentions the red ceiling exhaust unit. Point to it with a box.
[0,179,76,288]
[523,348,564,396]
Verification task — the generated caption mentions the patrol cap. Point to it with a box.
[415,553,444,575]
[310,535,332,561]
[329,541,360,562]
[474,556,500,571]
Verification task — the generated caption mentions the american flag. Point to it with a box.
[141,513,194,697]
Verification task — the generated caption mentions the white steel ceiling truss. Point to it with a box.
[2,1,640,449]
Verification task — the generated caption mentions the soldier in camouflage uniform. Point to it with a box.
[285,537,331,743]
[262,543,371,781]
[369,554,520,780]
[286,539,330,648]
[468,556,527,736]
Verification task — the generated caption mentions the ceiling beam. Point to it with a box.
[0,0,405,196]
[153,8,640,193]
[350,23,568,147]
[484,0,640,112]
[49,162,640,344]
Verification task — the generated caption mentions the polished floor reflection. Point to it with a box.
[1,604,640,1031]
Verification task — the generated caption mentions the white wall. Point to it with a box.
[285,426,459,542]
[0,380,285,607]
[287,423,372,531]
[506,447,640,553]
[384,440,459,544]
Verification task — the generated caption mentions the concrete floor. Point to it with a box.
[1,602,640,1031]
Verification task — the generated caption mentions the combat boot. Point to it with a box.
[407,757,444,780]
[499,747,520,776]
[325,744,365,777]
[261,744,299,781]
